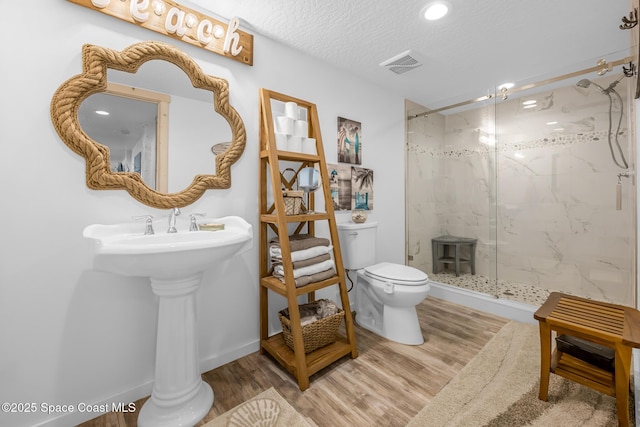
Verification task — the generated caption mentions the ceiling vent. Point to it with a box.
[379,50,423,75]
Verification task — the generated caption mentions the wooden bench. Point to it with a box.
[534,292,640,427]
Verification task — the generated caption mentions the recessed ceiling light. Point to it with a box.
[522,100,537,105]
[95,110,110,116]
[421,1,451,20]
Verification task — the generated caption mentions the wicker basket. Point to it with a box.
[278,300,344,353]
[283,190,303,215]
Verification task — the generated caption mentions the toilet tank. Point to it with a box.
[337,221,378,270]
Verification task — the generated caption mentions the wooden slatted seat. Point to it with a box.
[534,292,640,427]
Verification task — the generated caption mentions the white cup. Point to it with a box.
[287,135,303,152]
[275,116,294,135]
[302,137,316,155]
[294,120,308,137]
[275,133,288,151]
[284,102,299,119]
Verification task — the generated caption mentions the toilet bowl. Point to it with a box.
[337,222,431,345]
[356,262,430,345]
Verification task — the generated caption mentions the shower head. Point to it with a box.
[576,78,607,93]
[576,75,629,170]
[576,76,624,94]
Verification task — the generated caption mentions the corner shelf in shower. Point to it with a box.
[258,88,358,391]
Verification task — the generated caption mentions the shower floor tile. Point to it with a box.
[429,272,551,306]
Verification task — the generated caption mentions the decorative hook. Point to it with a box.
[623,61,637,78]
[620,8,638,30]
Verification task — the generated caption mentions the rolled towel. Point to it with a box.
[270,234,330,251]
[280,299,340,325]
[270,244,333,262]
[274,259,335,279]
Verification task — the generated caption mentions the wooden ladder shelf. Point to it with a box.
[258,88,358,390]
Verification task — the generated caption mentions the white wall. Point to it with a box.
[0,2,405,426]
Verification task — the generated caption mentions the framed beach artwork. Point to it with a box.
[337,117,362,165]
[327,164,374,211]
[327,163,352,211]
[351,166,373,210]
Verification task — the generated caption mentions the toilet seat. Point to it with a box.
[363,262,429,286]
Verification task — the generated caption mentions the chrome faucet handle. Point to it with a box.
[167,207,181,233]
[188,213,206,231]
[132,215,154,235]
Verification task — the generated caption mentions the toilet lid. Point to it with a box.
[364,262,429,286]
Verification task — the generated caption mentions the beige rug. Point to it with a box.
[407,320,634,427]
[203,388,311,427]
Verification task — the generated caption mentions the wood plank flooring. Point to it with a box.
[77,297,509,427]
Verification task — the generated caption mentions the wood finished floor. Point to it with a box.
[77,297,509,427]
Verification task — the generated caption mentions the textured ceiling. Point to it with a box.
[186,0,633,108]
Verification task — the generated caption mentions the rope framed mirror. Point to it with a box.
[51,41,246,209]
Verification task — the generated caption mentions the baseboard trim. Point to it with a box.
[199,340,260,374]
[34,340,260,427]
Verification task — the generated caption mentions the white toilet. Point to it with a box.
[337,221,430,345]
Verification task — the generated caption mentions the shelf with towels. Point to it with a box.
[260,275,342,296]
[258,88,358,391]
[259,212,331,224]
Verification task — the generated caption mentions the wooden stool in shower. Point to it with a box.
[431,235,477,277]
[534,292,640,427]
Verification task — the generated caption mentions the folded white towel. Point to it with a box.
[273,259,335,279]
[270,245,333,262]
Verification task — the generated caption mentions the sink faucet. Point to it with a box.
[188,213,206,231]
[168,207,181,233]
[132,215,154,235]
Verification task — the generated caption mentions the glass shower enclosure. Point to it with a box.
[406,49,637,307]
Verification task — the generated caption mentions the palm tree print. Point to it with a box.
[354,167,373,190]
[352,167,373,210]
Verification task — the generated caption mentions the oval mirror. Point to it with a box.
[51,41,246,209]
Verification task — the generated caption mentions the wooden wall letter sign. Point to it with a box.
[69,0,254,65]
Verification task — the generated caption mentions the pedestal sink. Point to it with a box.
[83,216,252,427]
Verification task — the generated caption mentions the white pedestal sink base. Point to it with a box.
[138,382,213,427]
[83,217,253,427]
[137,274,213,427]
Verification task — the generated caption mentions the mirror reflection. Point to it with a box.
[79,87,163,191]
[79,60,232,194]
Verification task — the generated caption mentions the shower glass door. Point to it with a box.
[493,50,636,306]
[406,47,636,306]
[406,93,499,298]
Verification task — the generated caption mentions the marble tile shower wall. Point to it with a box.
[407,79,634,304]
